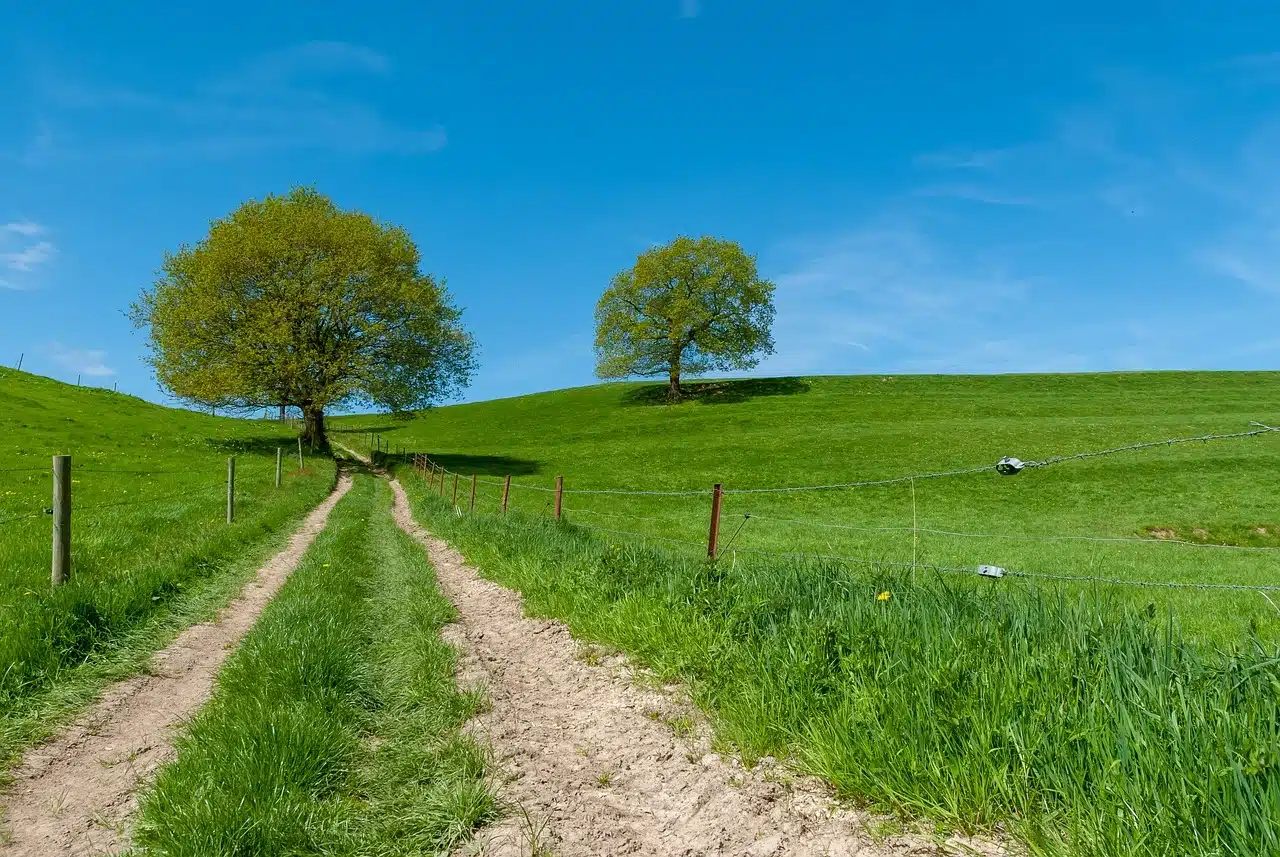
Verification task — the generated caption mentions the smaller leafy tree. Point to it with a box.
[595,236,776,398]
[131,187,476,447]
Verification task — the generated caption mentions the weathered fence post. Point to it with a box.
[439,468,446,498]
[275,447,282,488]
[502,475,511,514]
[469,474,477,512]
[452,472,459,506]
[226,457,236,524]
[297,437,303,471]
[51,455,71,586]
[16,353,22,370]
[707,483,723,560]
[554,476,564,521]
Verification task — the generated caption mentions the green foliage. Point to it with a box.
[131,476,495,856]
[403,488,1280,857]
[0,367,336,767]
[131,187,477,445]
[594,236,775,397]
[333,371,1280,643]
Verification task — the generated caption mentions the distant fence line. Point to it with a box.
[364,422,1280,596]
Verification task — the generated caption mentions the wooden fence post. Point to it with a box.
[502,475,511,514]
[469,474,477,512]
[297,437,303,471]
[452,472,459,506]
[275,447,282,488]
[707,483,723,560]
[227,457,236,524]
[51,455,71,586]
[554,476,564,521]
[439,468,446,497]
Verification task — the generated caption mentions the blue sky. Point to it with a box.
[5,2,1280,407]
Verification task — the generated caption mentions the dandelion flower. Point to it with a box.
[877,591,891,602]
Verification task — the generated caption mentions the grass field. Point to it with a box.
[0,368,336,765]
[131,474,495,856]
[335,371,1280,642]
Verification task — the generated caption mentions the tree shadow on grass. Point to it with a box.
[205,436,309,457]
[409,453,542,477]
[622,377,812,407]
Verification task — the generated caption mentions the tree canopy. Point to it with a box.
[594,236,776,398]
[131,187,476,446]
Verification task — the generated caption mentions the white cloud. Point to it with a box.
[679,0,700,18]
[2,241,54,271]
[2,221,44,237]
[47,343,115,377]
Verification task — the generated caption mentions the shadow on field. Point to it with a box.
[205,436,308,456]
[329,424,406,436]
[412,453,542,477]
[623,377,811,406]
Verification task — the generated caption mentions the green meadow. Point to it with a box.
[336,371,1280,643]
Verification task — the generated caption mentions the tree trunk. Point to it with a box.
[278,403,287,421]
[302,406,327,450]
[668,363,681,400]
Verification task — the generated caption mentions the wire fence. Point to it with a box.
[0,449,324,587]
[398,421,1280,597]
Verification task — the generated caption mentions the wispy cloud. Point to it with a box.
[46,342,114,377]
[913,148,1013,170]
[2,221,44,237]
[679,0,701,18]
[24,41,446,161]
[1,241,54,271]
[757,218,1039,375]
[0,222,54,289]
[913,183,1042,207]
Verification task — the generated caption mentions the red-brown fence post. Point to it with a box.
[554,475,564,521]
[502,475,511,514]
[452,472,459,506]
[469,474,477,512]
[707,483,723,560]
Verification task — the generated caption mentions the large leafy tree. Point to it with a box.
[595,236,776,398]
[131,187,476,447]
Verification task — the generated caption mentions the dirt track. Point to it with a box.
[388,477,1002,857]
[0,471,354,856]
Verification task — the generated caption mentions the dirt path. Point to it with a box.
[388,478,1002,857]
[0,471,355,857]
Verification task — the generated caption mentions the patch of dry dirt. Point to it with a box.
[388,478,1005,857]
[0,471,355,857]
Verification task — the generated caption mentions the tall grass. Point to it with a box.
[131,475,495,856]
[402,479,1280,857]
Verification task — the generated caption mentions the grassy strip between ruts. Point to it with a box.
[396,468,1280,857]
[130,474,496,856]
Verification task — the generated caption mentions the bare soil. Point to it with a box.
[0,471,354,856]
[388,478,1004,857]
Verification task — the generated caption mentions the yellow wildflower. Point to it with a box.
[877,591,891,602]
